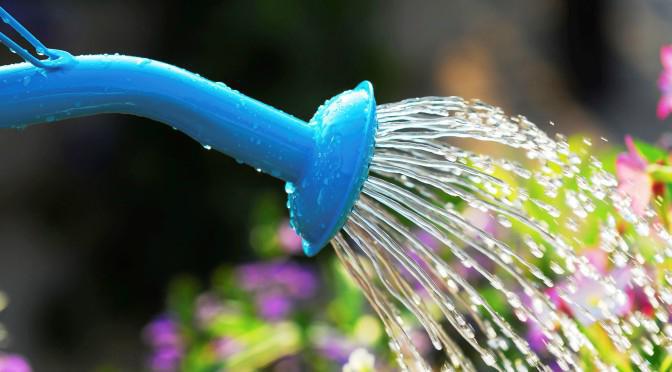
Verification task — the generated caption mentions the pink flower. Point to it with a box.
[0,354,31,372]
[564,275,630,325]
[583,248,609,274]
[195,293,228,327]
[616,135,652,216]
[462,207,498,236]
[526,323,548,354]
[542,250,640,326]
[212,337,242,360]
[658,45,672,120]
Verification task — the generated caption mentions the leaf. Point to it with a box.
[661,354,672,372]
[648,164,672,183]
[632,138,667,163]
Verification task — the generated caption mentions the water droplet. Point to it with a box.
[285,182,296,194]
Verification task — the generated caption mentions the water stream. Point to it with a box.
[332,97,672,371]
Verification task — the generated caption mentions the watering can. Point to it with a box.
[0,7,377,256]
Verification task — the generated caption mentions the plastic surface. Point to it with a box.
[0,6,74,69]
[0,54,377,255]
[287,81,377,256]
[0,55,314,183]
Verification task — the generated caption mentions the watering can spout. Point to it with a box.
[0,54,378,255]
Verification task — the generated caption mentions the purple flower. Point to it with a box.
[236,260,318,320]
[0,354,31,372]
[658,45,672,120]
[525,323,548,354]
[148,346,182,372]
[237,261,317,298]
[413,228,440,251]
[256,291,292,321]
[320,341,353,363]
[520,290,559,355]
[144,315,182,348]
[143,315,183,372]
[273,264,317,299]
[277,220,302,254]
[409,329,432,356]
[312,326,359,363]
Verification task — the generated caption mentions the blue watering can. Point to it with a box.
[0,7,377,256]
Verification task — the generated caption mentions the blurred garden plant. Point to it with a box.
[142,195,405,371]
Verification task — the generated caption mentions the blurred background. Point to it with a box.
[0,0,670,370]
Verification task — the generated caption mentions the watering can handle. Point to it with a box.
[0,7,73,69]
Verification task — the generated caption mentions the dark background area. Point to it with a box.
[0,0,669,370]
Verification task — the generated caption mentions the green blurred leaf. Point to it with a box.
[168,275,201,325]
[633,138,667,163]
[661,354,672,372]
[649,164,672,183]
[326,260,365,330]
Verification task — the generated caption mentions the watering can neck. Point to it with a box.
[0,54,314,182]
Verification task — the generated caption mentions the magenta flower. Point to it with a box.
[256,291,292,321]
[525,323,548,354]
[616,135,652,216]
[148,346,182,372]
[236,260,318,320]
[0,354,31,372]
[413,228,440,251]
[237,261,317,299]
[144,315,182,348]
[658,45,672,120]
[143,315,183,372]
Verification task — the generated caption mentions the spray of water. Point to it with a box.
[332,97,672,371]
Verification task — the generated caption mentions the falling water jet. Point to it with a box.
[333,97,672,371]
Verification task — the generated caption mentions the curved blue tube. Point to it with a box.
[0,54,377,255]
[0,55,314,183]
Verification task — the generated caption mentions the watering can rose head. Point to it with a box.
[286,81,377,256]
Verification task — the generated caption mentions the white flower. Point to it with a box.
[342,348,375,372]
